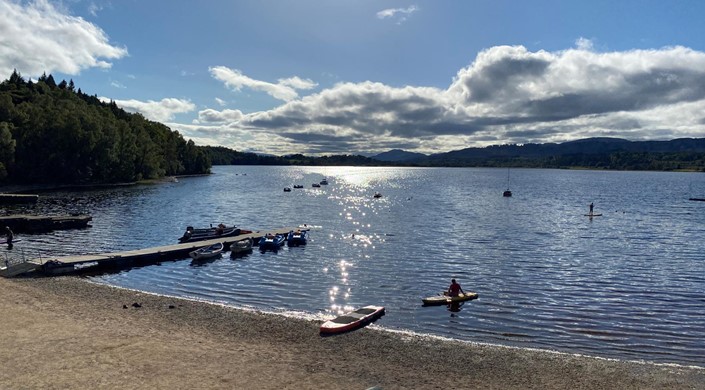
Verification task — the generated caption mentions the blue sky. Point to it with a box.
[3,0,705,155]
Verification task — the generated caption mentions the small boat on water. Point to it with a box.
[259,233,285,250]
[287,229,308,246]
[503,167,512,197]
[373,192,382,198]
[284,187,292,192]
[320,305,385,335]
[189,242,224,260]
[312,183,321,188]
[293,184,304,189]
[422,292,479,306]
[179,224,250,243]
[230,237,253,255]
[320,178,329,185]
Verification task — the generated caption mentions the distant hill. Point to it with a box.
[425,138,705,160]
[414,137,705,171]
[371,149,427,162]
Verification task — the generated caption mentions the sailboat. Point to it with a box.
[503,167,512,197]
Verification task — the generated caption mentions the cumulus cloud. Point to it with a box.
[196,108,244,124]
[209,66,317,101]
[201,42,705,155]
[0,0,127,78]
[101,97,196,122]
[376,5,418,24]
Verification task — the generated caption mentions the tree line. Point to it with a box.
[0,70,210,185]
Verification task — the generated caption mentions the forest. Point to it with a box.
[0,71,210,185]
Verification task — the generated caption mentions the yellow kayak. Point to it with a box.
[422,292,478,306]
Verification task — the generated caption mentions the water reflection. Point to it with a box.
[16,165,705,367]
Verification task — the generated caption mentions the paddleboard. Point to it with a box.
[320,305,385,335]
[584,213,603,217]
[422,292,479,306]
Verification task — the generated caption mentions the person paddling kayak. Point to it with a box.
[447,279,465,297]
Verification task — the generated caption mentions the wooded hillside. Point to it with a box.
[0,71,210,185]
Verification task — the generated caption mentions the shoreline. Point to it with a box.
[88,279,705,371]
[1,276,703,389]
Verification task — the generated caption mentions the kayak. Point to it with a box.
[320,305,385,335]
[422,292,479,306]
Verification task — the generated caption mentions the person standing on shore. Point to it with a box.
[4,226,13,249]
[447,279,465,297]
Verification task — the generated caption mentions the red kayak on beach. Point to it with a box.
[320,305,385,335]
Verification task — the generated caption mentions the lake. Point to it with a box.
[7,166,705,367]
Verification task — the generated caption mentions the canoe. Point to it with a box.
[230,237,253,255]
[422,292,479,306]
[286,230,308,246]
[320,306,385,335]
[189,242,224,260]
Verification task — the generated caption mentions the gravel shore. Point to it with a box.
[1,276,703,389]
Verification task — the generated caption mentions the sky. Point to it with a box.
[3,0,705,156]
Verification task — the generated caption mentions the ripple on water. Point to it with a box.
[13,166,703,367]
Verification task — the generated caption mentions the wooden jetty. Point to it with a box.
[1,227,301,277]
[0,214,92,233]
[0,193,39,204]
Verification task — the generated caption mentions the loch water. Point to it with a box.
[6,166,705,367]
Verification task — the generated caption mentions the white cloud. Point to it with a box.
[196,108,243,124]
[198,44,705,155]
[376,5,418,24]
[209,66,317,101]
[87,2,104,17]
[101,97,196,122]
[575,37,594,51]
[110,80,126,89]
[215,97,227,107]
[0,0,127,78]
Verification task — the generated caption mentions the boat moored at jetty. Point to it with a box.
[259,233,285,250]
[189,242,224,260]
[230,237,253,255]
[179,224,250,243]
[286,229,308,246]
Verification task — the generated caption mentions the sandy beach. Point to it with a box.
[1,276,703,390]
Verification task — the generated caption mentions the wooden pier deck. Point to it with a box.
[1,227,302,277]
[0,193,39,204]
[0,214,92,233]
